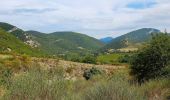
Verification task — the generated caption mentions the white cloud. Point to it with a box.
[0,0,170,38]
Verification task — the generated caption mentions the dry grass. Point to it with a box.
[0,54,169,100]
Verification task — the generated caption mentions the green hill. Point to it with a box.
[0,29,44,56]
[0,22,39,48]
[101,28,160,52]
[0,22,104,56]
[27,31,104,55]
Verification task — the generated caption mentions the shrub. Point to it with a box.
[83,72,147,100]
[130,33,170,83]
[1,54,32,73]
[119,54,131,63]
[82,55,97,64]
[0,67,12,88]
[139,78,170,100]
[2,67,72,100]
[83,67,102,80]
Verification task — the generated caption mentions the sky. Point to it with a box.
[0,0,170,39]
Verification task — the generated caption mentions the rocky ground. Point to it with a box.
[33,58,126,80]
[0,54,126,80]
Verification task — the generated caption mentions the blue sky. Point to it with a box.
[0,0,170,38]
[127,0,156,9]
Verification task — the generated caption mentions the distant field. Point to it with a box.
[97,53,126,65]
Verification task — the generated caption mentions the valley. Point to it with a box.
[1,0,170,99]
[0,22,169,100]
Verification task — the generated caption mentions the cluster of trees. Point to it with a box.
[119,54,132,63]
[61,53,97,64]
[130,33,170,83]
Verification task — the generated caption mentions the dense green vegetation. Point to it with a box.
[0,29,45,56]
[101,28,160,52]
[130,33,170,83]
[60,53,97,64]
[97,53,130,65]
[0,22,104,58]
[0,22,15,31]
[27,31,104,55]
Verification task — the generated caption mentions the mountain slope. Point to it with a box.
[101,28,160,52]
[0,22,104,55]
[0,29,44,56]
[27,31,104,55]
[0,22,39,48]
[100,37,113,44]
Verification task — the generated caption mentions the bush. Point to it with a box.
[82,55,97,64]
[119,54,131,63]
[0,54,32,73]
[83,72,147,100]
[0,67,12,88]
[83,67,102,80]
[2,67,72,100]
[139,78,170,100]
[130,33,170,83]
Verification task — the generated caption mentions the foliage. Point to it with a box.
[60,52,83,62]
[139,78,170,100]
[0,62,169,100]
[82,55,97,64]
[83,67,102,80]
[0,22,14,31]
[119,54,132,63]
[130,33,170,83]
[83,72,147,100]
[97,53,127,64]
[27,31,104,55]
[0,22,104,57]
[2,67,71,100]
[0,67,12,88]
[0,54,32,72]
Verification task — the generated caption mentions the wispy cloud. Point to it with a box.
[13,8,57,14]
[0,0,170,38]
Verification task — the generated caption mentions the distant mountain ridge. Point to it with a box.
[26,31,104,55]
[0,22,104,55]
[100,37,113,44]
[0,22,162,55]
[101,28,160,52]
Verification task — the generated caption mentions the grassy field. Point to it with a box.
[97,53,126,65]
[0,54,169,100]
[0,66,169,100]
